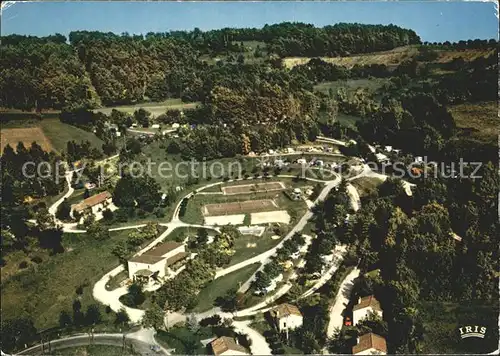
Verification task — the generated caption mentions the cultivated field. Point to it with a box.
[0,116,104,154]
[222,181,285,195]
[202,199,277,216]
[0,127,54,153]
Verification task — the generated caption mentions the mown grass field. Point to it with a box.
[156,326,213,355]
[230,232,284,266]
[1,229,136,330]
[191,263,260,312]
[94,98,201,117]
[0,114,104,154]
[449,101,498,144]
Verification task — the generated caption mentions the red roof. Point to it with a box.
[352,333,387,354]
[73,191,111,212]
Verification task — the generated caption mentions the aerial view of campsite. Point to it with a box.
[0,1,498,355]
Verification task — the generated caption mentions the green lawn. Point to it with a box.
[0,229,144,330]
[95,99,201,117]
[419,301,499,354]
[52,345,139,356]
[230,234,284,266]
[191,263,260,312]
[156,327,213,355]
[165,226,216,243]
[40,118,104,153]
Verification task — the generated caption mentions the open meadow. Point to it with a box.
[283,46,496,69]
[0,229,150,330]
[0,113,104,154]
[94,98,201,117]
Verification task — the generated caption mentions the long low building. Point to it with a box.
[71,191,112,216]
[127,241,187,284]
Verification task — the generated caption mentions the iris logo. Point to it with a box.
[458,325,487,339]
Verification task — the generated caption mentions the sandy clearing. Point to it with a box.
[204,214,245,226]
[251,210,291,225]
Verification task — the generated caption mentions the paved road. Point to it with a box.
[233,320,273,355]
[48,170,75,217]
[300,245,348,300]
[326,268,360,338]
[17,331,165,356]
[346,183,361,212]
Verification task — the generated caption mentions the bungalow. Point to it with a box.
[127,242,187,283]
[151,124,160,129]
[296,158,307,165]
[270,303,303,332]
[352,333,387,355]
[353,295,383,325]
[211,336,249,356]
[71,191,112,217]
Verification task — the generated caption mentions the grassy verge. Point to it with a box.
[190,263,260,312]
[52,345,140,356]
[156,326,213,355]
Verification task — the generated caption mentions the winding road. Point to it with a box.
[27,150,396,355]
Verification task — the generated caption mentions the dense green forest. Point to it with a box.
[0,22,498,354]
[1,23,420,109]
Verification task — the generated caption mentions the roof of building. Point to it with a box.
[211,336,248,356]
[271,303,302,318]
[352,333,387,354]
[129,242,183,264]
[73,191,111,212]
[353,295,382,312]
[135,269,154,277]
[166,252,189,266]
